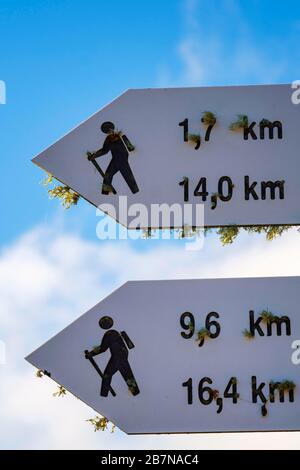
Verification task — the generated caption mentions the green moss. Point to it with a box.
[41,173,53,186]
[142,228,152,239]
[52,385,67,397]
[197,328,210,344]
[229,114,248,131]
[260,309,275,324]
[260,118,271,126]
[42,171,80,209]
[86,416,113,432]
[188,133,201,144]
[48,185,80,209]
[278,380,296,392]
[217,225,292,245]
[243,225,291,241]
[179,225,196,239]
[202,111,216,126]
[217,226,240,245]
[243,329,254,339]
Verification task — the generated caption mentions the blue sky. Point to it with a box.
[1,0,300,449]
[1,0,300,244]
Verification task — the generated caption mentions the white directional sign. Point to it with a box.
[26,277,300,434]
[32,84,300,229]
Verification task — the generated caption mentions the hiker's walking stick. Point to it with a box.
[84,350,116,397]
[87,153,117,195]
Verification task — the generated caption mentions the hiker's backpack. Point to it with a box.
[120,331,135,349]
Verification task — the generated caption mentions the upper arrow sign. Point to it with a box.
[32,84,300,229]
[26,277,300,434]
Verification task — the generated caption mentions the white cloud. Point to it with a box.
[158,0,295,87]
[177,38,205,85]
[1,222,300,448]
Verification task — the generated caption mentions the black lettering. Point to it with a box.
[179,118,189,142]
[216,397,223,414]
[245,176,259,200]
[244,122,257,140]
[179,177,189,202]
[269,381,284,403]
[249,310,264,336]
[267,316,291,336]
[182,378,193,404]
[180,312,195,339]
[252,376,267,403]
[269,382,294,403]
[261,180,285,200]
[260,120,283,140]
[218,176,233,202]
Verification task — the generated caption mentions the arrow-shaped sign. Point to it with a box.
[32,84,300,229]
[26,277,300,434]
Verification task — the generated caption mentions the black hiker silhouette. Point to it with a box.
[85,316,140,397]
[87,121,139,195]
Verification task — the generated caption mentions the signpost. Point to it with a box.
[32,84,300,229]
[26,276,300,434]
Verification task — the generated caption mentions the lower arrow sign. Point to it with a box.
[26,277,300,434]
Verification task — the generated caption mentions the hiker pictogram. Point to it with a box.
[87,121,139,195]
[85,316,140,397]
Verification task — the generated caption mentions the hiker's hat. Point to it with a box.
[99,316,114,329]
[101,121,115,134]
